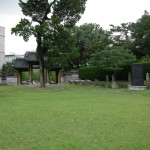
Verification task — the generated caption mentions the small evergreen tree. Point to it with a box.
[90,46,136,80]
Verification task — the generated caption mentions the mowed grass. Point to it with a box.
[0,84,150,150]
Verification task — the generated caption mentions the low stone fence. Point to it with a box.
[4,76,17,85]
[68,79,93,85]
[61,70,79,83]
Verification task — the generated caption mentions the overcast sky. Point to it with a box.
[0,0,150,55]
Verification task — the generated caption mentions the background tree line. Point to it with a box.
[45,10,150,70]
[10,0,150,87]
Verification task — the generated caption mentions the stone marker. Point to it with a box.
[131,64,144,86]
[128,64,147,90]
[128,72,131,85]
[105,75,109,88]
[146,73,150,81]
[111,74,118,88]
[94,79,100,87]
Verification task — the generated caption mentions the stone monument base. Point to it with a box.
[45,82,50,86]
[111,82,119,89]
[128,85,147,90]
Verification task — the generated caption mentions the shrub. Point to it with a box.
[78,66,112,81]
[22,70,40,81]
[141,62,150,74]
[78,62,150,81]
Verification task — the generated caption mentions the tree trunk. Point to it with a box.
[39,56,45,88]
[37,33,45,88]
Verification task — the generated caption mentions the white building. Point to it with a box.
[0,26,5,69]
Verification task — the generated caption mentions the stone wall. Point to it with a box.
[61,70,79,83]
[2,76,17,85]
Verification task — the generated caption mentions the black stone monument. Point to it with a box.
[131,64,144,86]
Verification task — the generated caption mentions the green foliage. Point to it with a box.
[11,18,33,41]
[5,62,17,76]
[78,66,112,81]
[109,23,132,49]
[90,46,136,74]
[109,11,150,59]
[33,69,40,81]
[49,71,56,82]
[46,52,68,70]
[22,70,40,81]
[78,66,130,81]
[74,23,111,66]
[79,62,150,81]
[22,72,29,81]
[11,0,87,87]
[131,11,150,58]
[138,62,150,75]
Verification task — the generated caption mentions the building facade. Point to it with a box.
[0,26,5,69]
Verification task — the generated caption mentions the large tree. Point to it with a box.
[130,11,150,59]
[74,23,111,67]
[109,23,132,50]
[11,0,87,87]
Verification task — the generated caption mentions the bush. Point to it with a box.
[78,62,150,81]
[5,62,17,76]
[78,66,112,81]
[22,70,40,81]
[115,65,131,80]
[141,62,150,74]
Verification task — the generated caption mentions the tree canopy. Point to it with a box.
[11,0,87,87]
[130,11,150,59]
[90,46,136,78]
[109,11,150,60]
[109,23,132,49]
[73,23,111,67]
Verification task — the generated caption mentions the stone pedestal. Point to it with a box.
[111,82,119,89]
[94,79,100,87]
[128,72,131,85]
[128,85,147,90]
[111,75,118,88]
[105,75,109,88]
[146,73,150,81]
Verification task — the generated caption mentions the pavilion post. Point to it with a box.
[29,64,33,85]
[56,70,61,83]
[17,70,22,85]
[46,68,50,84]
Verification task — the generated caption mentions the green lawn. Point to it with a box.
[0,84,150,150]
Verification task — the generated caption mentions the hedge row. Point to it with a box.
[78,62,150,81]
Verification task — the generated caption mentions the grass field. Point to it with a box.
[0,84,150,150]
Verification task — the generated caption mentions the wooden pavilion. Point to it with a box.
[12,51,62,85]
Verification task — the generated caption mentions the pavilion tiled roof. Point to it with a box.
[12,51,39,70]
[12,58,29,70]
[24,51,38,63]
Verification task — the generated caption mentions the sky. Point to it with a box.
[0,0,150,55]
